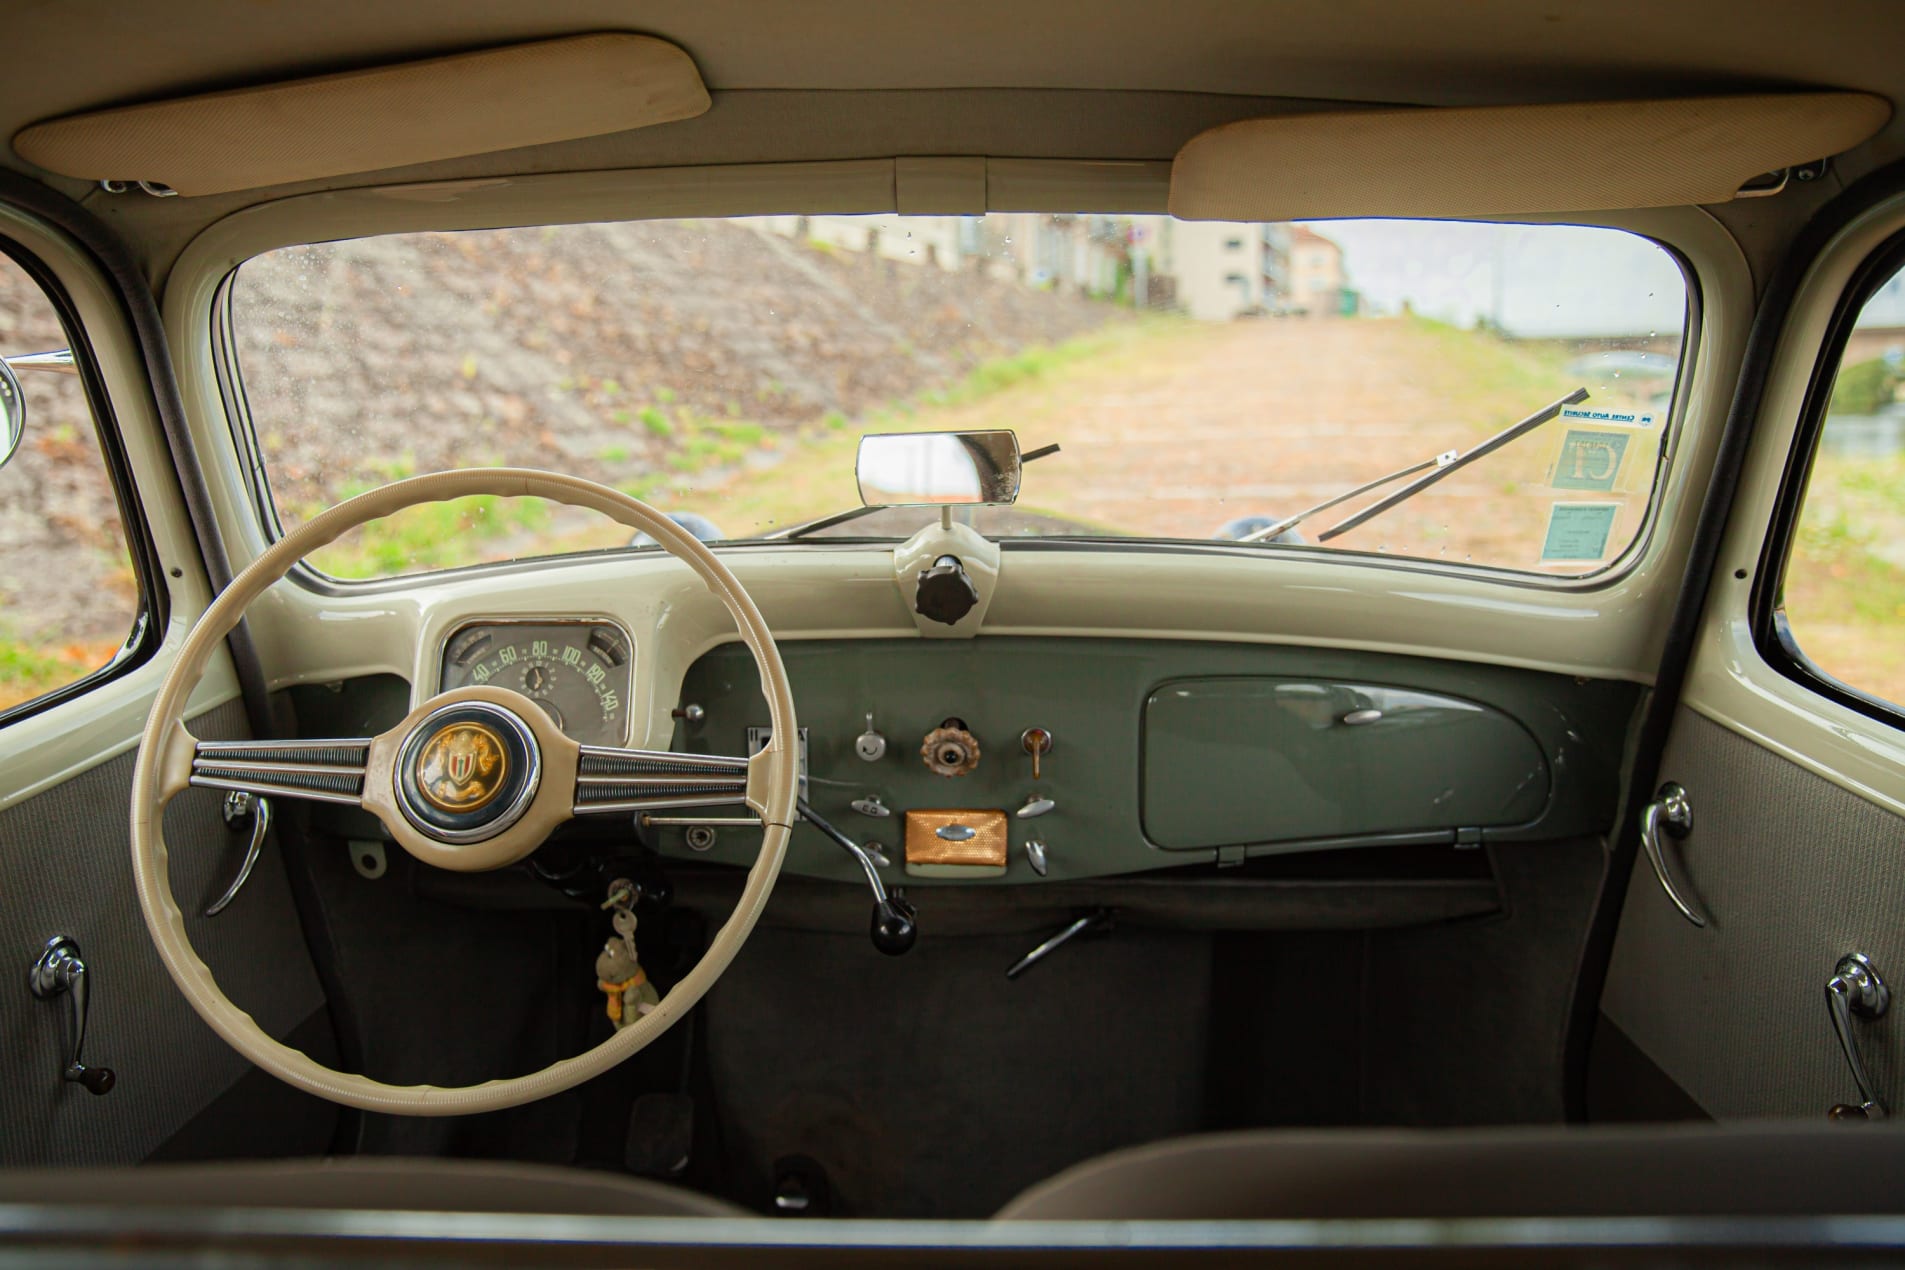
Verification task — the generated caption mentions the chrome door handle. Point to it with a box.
[1638,781,1708,928]
[205,791,271,917]
[1826,952,1889,1120]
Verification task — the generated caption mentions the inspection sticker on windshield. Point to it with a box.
[1540,502,1620,563]
[1550,428,1633,492]
[1558,405,1657,429]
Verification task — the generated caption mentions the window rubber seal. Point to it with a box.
[0,170,277,739]
[0,233,166,729]
[1750,228,1905,731]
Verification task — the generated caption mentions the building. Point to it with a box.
[1287,225,1347,316]
[1145,219,1282,321]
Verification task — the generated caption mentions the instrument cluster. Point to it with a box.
[438,619,633,746]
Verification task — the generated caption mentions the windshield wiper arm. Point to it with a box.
[1234,450,1459,543]
[1315,387,1586,542]
[1237,389,1588,546]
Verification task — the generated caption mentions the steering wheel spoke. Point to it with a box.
[573,745,750,815]
[189,736,370,806]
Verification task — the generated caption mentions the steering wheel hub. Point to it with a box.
[395,701,541,842]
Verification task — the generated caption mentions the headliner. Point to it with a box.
[3,1,1902,272]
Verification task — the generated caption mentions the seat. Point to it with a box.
[996,1124,1905,1220]
[0,1157,744,1218]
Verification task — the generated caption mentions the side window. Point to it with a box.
[0,250,145,718]
[1774,258,1905,712]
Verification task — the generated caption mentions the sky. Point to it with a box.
[1300,219,1689,340]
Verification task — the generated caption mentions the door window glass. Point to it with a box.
[1778,261,1905,707]
[0,253,143,715]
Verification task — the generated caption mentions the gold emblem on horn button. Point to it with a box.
[416,721,507,813]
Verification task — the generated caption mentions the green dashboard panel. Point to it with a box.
[657,638,1640,886]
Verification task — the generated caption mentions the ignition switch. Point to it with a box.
[921,718,981,777]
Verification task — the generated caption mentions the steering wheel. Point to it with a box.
[129,470,799,1115]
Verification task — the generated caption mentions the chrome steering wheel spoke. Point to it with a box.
[189,737,370,806]
[573,745,750,815]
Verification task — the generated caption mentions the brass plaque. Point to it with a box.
[904,809,1008,868]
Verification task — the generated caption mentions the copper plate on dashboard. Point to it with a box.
[904,809,1009,867]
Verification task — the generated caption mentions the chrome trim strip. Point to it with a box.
[187,775,363,806]
[574,791,750,815]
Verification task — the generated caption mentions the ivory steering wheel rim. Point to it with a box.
[129,469,799,1116]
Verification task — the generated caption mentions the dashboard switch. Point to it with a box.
[1017,795,1055,819]
[1020,727,1053,780]
[854,713,887,762]
[850,796,892,818]
[921,722,981,777]
[1024,839,1049,877]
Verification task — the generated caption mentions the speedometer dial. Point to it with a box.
[439,620,632,745]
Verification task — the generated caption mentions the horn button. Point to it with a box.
[394,702,542,843]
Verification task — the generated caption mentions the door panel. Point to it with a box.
[0,698,336,1164]
[1594,183,1905,1124]
[1600,707,1905,1118]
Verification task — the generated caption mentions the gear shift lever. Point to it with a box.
[798,799,916,955]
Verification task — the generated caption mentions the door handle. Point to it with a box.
[205,791,271,917]
[1638,781,1708,928]
[1826,952,1889,1120]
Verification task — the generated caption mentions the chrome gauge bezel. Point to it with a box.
[435,616,636,746]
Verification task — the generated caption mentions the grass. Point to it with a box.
[307,494,553,579]
[0,636,123,711]
[1781,446,1905,705]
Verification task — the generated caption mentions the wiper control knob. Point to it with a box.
[915,554,980,626]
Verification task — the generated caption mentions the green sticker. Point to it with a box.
[1552,429,1630,491]
[1541,502,1619,563]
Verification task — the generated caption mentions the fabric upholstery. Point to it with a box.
[996,1123,1905,1219]
[0,1157,744,1218]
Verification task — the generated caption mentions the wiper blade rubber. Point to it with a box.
[1315,387,1588,544]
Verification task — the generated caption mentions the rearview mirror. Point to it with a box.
[0,358,23,474]
[856,430,1021,507]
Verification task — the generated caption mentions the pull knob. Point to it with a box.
[921,721,981,777]
[1827,952,1889,1120]
[29,936,114,1095]
[915,554,980,626]
[854,714,887,762]
[1020,728,1053,780]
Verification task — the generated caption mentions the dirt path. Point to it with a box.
[656,315,1644,574]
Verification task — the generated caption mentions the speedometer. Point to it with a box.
[439,620,633,745]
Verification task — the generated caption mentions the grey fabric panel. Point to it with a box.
[0,698,325,1164]
[1601,708,1905,1118]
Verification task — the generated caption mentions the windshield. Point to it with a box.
[229,215,1687,580]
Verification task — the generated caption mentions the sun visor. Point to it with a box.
[1169,93,1891,221]
[13,33,712,197]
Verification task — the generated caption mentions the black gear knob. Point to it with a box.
[915,555,979,626]
[871,893,918,956]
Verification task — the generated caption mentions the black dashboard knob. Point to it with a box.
[871,893,918,956]
[915,555,980,626]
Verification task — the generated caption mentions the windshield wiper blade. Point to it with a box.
[1311,387,1588,544]
[1234,450,1459,543]
[765,504,885,541]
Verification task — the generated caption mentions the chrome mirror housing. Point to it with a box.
[0,357,23,474]
[855,429,1021,507]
